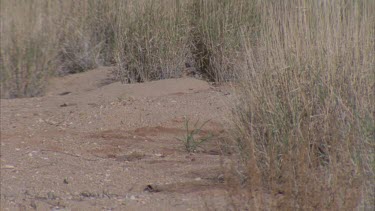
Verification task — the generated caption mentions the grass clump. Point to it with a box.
[0,0,60,98]
[176,118,213,153]
[0,0,259,98]
[232,0,374,209]
[189,0,260,82]
[113,0,189,83]
[0,0,117,98]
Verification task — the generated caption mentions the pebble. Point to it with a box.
[130,195,136,200]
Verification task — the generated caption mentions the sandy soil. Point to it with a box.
[1,67,239,211]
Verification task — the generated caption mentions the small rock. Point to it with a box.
[144,185,160,193]
[30,201,37,209]
[217,174,225,183]
[59,91,71,96]
[130,195,136,200]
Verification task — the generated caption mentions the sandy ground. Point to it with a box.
[1,67,240,211]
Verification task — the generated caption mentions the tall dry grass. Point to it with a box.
[1,0,256,98]
[0,0,117,98]
[188,0,259,81]
[233,0,374,209]
[112,0,189,83]
[1,0,60,98]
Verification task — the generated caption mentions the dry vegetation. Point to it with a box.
[1,0,374,210]
[0,0,257,97]
[233,1,374,209]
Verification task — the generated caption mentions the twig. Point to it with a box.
[40,149,100,162]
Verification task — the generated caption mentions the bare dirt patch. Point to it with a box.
[1,69,237,210]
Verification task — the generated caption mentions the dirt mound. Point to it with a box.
[46,67,115,96]
[46,67,212,104]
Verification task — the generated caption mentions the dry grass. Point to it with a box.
[0,0,117,98]
[188,0,259,81]
[233,0,374,209]
[0,0,256,97]
[1,0,374,209]
[112,0,189,83]
[1,0,60,98]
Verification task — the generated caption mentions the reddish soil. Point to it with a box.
[1,68,239,210]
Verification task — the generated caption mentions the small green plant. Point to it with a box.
[176,118,213,152]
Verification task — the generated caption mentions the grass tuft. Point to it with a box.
[176,118,213,153]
